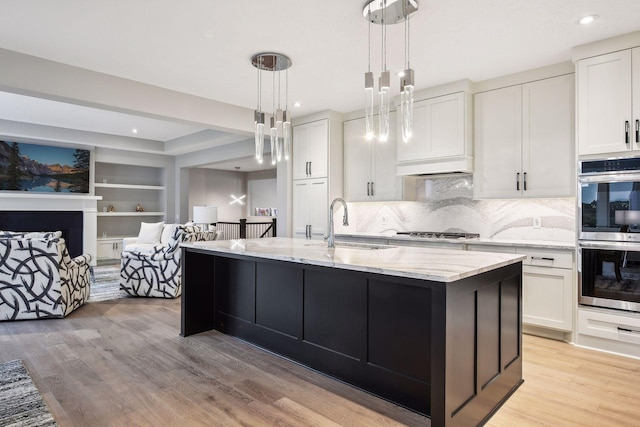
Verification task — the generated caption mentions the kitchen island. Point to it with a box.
[181,237,525,427]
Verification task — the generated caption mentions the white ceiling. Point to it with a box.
[0,0,639,168]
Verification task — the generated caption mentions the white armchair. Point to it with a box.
[0,231,92,320]
[119,225,216,298]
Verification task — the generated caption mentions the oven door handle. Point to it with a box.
[579,240,640,251]
[578,173,640,184]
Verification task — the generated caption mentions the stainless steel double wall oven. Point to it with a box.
[579,158,640,312]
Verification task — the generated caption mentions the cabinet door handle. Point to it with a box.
[531,256,554,261]
[308,161,312,176]
[308,224,312,237]
[367,182,370,196]
[523,172,527,191]
[636,119,639,143]
[516,173,520,191]
[305,162,309,176]
[371,182,375,196]
[625,121,630,145]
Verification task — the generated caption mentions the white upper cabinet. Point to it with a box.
[522,74,576,197]
[474,74,575,198]
[396,91,472,175]
[577,49,635,156]
[293,119,329,180]
[344,112,403,202]
[473,85,522,199]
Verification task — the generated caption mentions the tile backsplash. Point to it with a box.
[335,174,575,242]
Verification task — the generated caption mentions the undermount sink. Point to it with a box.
[334,242,395,250]
[303,242,394,250]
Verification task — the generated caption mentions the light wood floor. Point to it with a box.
[1,298,639,427]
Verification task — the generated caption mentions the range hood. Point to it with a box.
[396,155,473,176]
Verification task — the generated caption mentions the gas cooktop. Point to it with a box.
[396,231,480,240]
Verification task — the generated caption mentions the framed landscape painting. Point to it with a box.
[0,140,90,193]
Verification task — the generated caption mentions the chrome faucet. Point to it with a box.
[326,197,349,248]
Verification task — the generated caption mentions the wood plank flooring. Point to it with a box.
[1,297,639,426]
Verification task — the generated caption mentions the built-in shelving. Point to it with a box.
[94,162,166,250]
[96,211,165,217]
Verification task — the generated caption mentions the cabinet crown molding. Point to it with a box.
[573,30,640,62]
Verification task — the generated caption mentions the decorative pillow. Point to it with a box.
[137,222,164,244]
[160,223,179,245]
[184,221,202,232]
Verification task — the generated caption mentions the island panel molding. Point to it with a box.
[181,238,524,426]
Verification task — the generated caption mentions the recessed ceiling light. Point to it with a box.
[293,102,302,107]
[132,128,138,134]
[578,15,598,25]
[397,71,405,78]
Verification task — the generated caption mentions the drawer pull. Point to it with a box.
[531,256,554,261]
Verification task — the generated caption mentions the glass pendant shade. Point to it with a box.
[270,117,277,166]
[365,71,375,140]
[283,110,291,160]
[378,70,390,142]
[400,68,414,143]
[254,111,265,163]
[276,109,284,162]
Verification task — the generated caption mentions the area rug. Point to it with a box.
[89,264,130,302]
[0,359,57,427]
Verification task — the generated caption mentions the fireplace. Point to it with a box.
[0,211,84,258]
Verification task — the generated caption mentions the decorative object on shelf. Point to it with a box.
[362,0,418,142]
[135,203,144,212]
[108,204,115,212]
[193,205,218,230]
[251,52,292,164]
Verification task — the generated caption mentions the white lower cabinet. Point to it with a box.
[97,238,123,260]
[468,245,574,332]
[577,308,640,358]
[292,178,328,240]
[522,265,573,331]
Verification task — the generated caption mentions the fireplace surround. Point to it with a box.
[0,193,100,264]
[0,210,84,257]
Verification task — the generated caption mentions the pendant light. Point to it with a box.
[251,53,292,165]
[362,0,418,143]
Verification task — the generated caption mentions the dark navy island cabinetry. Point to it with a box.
[181,238,524,427]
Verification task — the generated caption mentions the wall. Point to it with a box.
[188,168,248,222]
[335,174,575,242]
[247,169,277,217]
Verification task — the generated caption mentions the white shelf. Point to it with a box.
[97,235,135,241]
[97,212,165,217]
[94,183,165,191]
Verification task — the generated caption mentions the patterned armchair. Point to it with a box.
[120,225,216,298]
[0,232,92,321]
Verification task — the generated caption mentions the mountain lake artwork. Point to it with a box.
[0,141,90,193]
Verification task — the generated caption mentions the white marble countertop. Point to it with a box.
[335,232,576,250]
[182,237,525,283]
